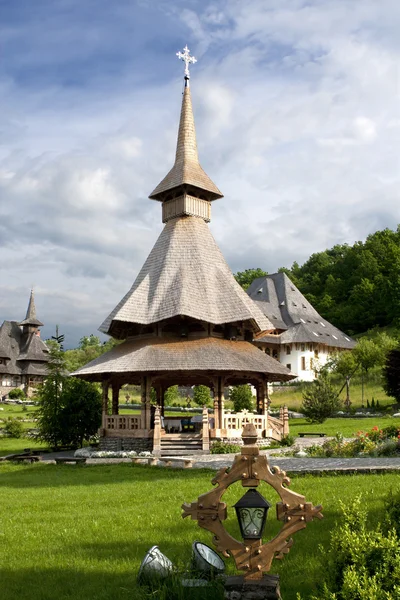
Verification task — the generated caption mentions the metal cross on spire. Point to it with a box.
[176,45,197,84]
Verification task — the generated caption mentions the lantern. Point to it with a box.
[234,488,271,540]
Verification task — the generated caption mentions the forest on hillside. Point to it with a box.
[236,226,400,336]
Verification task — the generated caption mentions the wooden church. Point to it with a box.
[73,48,294,454]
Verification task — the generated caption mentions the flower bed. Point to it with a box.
[303,425,400,458]
[74,448,153,459]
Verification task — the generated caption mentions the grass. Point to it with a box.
[270,380,392,412]
[289,416,400,437]
[0,463,399,600]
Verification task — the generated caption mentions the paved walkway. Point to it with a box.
[39,449,400,474]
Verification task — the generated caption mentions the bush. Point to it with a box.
[210,441,241,454]
[301,374,342,423]
[229,385,254,412]
[4,418,24,438]
[8,388,26,400]
[193,385,211,407]
[280,434,296,447]
[303,494,400,600]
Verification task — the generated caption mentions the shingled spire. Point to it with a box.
[19,289,43,328]
[149,46,222,212]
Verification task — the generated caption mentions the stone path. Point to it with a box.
[39,449,400,474]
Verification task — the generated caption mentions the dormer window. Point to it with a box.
[257,288,263,294]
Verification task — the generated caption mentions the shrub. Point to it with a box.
[301,373,342,423]
[229,385,254,412]
[8,388,26,400]
[210,441,241,454]
[193,385,211,407]
[280,434,296,447]
[303,494,400,600]
[4,418,24,438]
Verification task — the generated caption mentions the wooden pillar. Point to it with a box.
[202,405,210,453]
[101,381,109,429]
[283,405,289,437]
[256,384,263,414]
[156,385,165,419]
[111,383,120,415]
[217,376,224,431]
[153,406,161,456]
[213,378,219,430]
[141,376,152,431]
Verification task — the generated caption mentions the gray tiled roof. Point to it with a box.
[100,216,274,336]
[248,273,355,349]
[73,336,295,381]
[0,321,49,376]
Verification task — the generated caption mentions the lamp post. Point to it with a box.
[182,423,323,599]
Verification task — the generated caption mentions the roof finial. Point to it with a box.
[176,45,197,87]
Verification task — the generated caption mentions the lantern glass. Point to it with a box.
[234,488,271,540]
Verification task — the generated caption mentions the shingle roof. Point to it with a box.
[73,336,295,381]
[248,273,355,349]
[0,321,49,375]
[19,290,44,327]
[100,216,274,337]
[149,85,223,201]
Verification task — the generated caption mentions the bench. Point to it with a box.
[298,433,326,438]
[54,457,87,464]
[131,456,193,468]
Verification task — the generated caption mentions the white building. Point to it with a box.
[247,273,355,382]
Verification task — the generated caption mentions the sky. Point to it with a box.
[1,0,400,348]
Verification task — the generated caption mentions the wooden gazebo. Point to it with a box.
[73,49,294,454]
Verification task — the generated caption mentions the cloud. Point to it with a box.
[1,0,400,346]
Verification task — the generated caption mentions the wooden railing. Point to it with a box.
[222,410,268,437]
[106,415,142,431]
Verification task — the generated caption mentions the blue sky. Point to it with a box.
[1,0,400,347]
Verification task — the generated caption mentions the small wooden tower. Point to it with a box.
[73,48,294,453]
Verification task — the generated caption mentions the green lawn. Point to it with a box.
[270,380,393,412]
[0,463,398,600]
[288,416,400,438]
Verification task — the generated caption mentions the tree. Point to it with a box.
[234,268,267,290]
[328,351,358,409]
[164,385,181,406]
[229,385,254,412]
[59,378,102,447]
[301,373,342,423]
[193,385,211,407]
[64,336,120,372]
[36,344,102,448]
[36,344,66,448]
[383,347,400,405]
[51,325,65,351]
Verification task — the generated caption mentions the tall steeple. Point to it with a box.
[19,289,43,332]
[149,45,223,218]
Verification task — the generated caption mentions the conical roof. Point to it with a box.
[19,290,43,327]
[149,85,223,201]
[100,216,274,337]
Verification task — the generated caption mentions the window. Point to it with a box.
[314,349,319,358]
[301,344,305,352]
[301,356,306,370]
[286,345,291,355]
[286,364,291,371]
[320,322,326,327]
[332,335,338,340]
[265,348,271,356]
[300,318,306,323]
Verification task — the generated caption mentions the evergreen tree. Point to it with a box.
[36,343,102,448]
[301,373,342,423]
[383,347,400,404]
